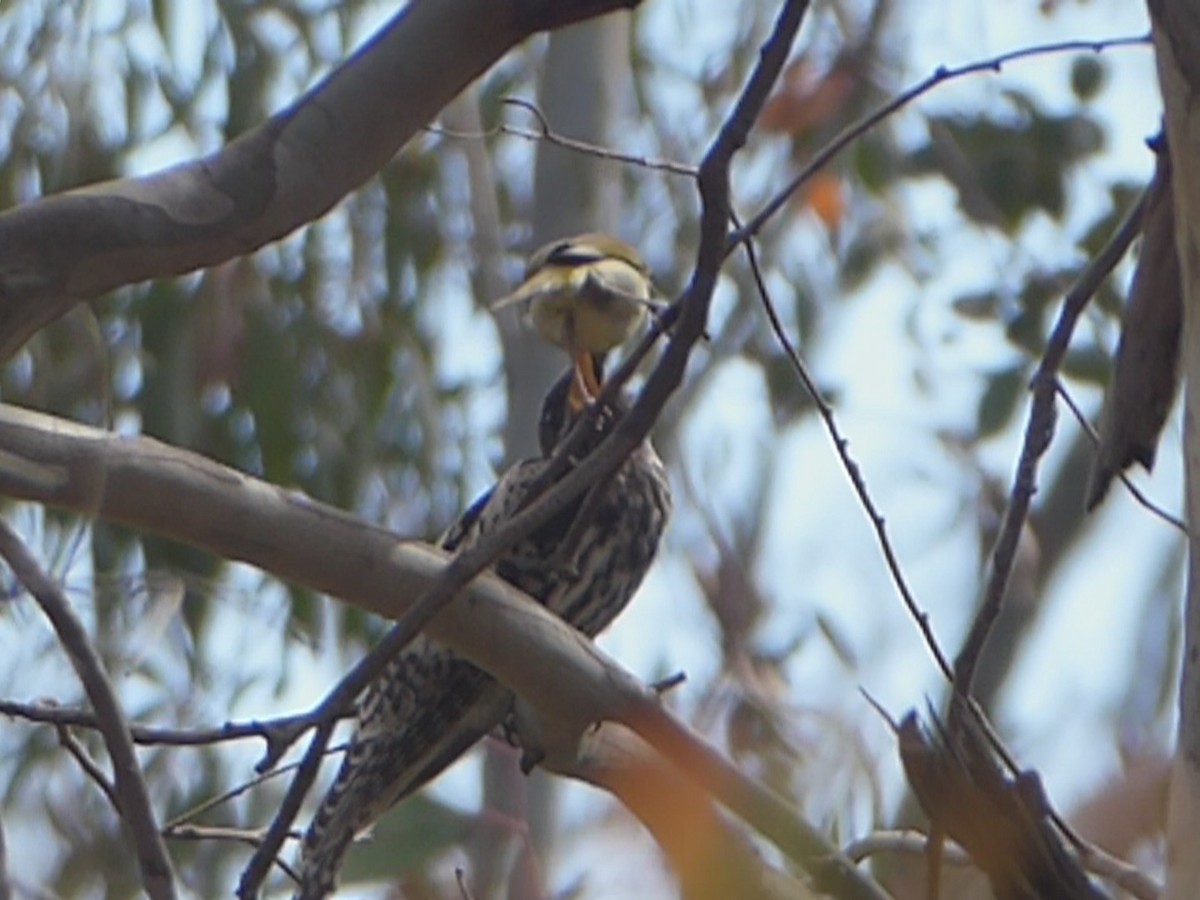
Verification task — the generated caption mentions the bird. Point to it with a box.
[295,362,671,899]
[492,233,657,411]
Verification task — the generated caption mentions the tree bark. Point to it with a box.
[1150,2,1200,896]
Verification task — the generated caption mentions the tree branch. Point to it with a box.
[0,402,891,898]
[0,518,177,900]
[0,698,350,749]
[739,226,954,679]
[54,723,123,811]
[0,0,645,361]
[950,183,1149,709]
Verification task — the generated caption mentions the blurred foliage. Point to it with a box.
[0,0,1171,897]
[906,90,1105,232]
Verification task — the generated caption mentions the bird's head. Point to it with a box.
[494,233,656,412]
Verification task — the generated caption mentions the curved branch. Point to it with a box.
[0,403,888,899]
[0,519,177,900]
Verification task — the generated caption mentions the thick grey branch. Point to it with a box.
[0,404,888,898]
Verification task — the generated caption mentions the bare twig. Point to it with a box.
[237,719,336,897]
[843,829,972,866]
[1076,844,1161,900]
[165,822,285,846]
[446,98,699,178]
[739,231,954,680]
[455,867,479,900]
[1,692,355,891]
[164,824,301,883]
[55,724,122,811]
[0,697,351,749]
[842,827,1158,900]
[440,35,1148,244]
[1056,380,1186,533]
[0,519,177,899]
[165,743,348,831]
[950,185,1150,710]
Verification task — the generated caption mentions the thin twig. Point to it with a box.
[237,718,336,897]
[843,829,972,866]
[164,824,301,883]
[739,230,954,680]
[841,827,1158,900]
[0,519,178,899]
[1076,843,1161,900]
[437,98,699,178]
[437,36,1148,242]
[455,867,478,900]
[0,697,351,749]
[950,185,1151,711]
[1055,380,1186,533]
[165,742,349,830]
[54,724,122,811]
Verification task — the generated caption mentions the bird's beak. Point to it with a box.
[490,288,527,310]
[568,352,603,413]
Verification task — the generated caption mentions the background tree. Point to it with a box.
[0,0,1183,898]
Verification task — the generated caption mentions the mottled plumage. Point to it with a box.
[296,369,670,899]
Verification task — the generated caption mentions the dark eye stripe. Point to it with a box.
[546,243,605,266]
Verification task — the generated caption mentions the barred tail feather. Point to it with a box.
[295,670,512,899]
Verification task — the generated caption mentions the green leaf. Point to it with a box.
[1070,56,1107,103]
[1061,345,1110,386]
[977,365,1028,438]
